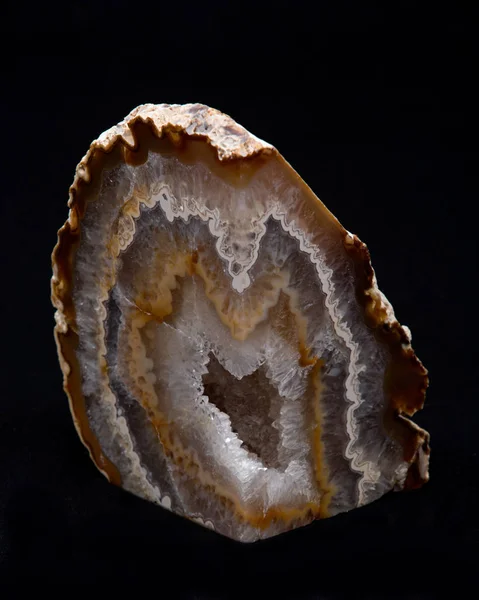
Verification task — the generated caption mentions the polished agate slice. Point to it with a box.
[51,104,429,542]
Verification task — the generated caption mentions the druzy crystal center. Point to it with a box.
[202,354,282,470]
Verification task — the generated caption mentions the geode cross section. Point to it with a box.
[51,103,429,542]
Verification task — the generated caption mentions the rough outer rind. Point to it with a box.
[51,103,429,505]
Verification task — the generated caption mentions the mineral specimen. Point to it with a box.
[51,103,430,542]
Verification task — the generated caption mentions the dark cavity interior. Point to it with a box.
[202,353,283,469]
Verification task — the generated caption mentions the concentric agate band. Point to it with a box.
[51,104,429,542]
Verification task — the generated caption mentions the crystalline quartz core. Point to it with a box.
[51,104,429,542]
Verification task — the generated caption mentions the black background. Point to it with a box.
[1,3,478,598]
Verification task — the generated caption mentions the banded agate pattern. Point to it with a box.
[52,104,429,541]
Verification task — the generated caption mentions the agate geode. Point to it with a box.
[51,103,429,542]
